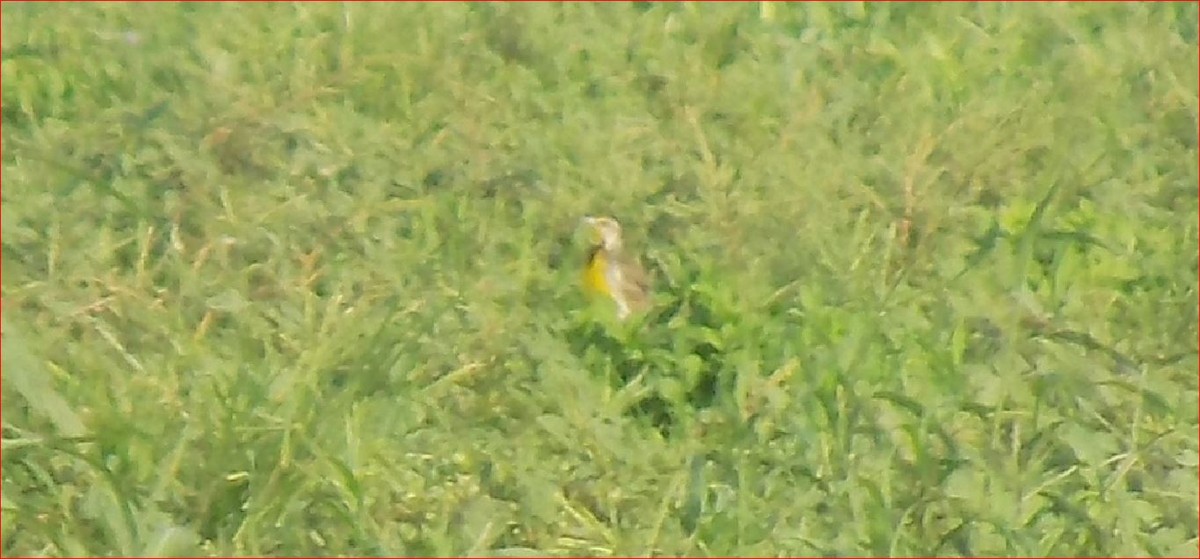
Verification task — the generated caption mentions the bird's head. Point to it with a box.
[581,216,623,250]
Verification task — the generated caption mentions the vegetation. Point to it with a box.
[2,2,1197,556]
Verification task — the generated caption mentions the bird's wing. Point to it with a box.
[620,255,652,308]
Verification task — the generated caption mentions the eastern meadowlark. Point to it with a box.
[581,216,651,320]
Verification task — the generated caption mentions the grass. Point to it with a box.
[2,2,1197,556]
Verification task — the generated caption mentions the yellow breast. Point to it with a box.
[583,245,612,296]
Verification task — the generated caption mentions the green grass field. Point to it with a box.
[2,2,1198,556]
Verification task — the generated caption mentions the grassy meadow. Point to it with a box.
[2,2,1198,556]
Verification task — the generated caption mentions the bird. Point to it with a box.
[580,216,652,320]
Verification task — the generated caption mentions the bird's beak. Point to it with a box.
[579,216,602,242]
[580,216,599,234]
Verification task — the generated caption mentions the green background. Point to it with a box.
[2,2,1197,556]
